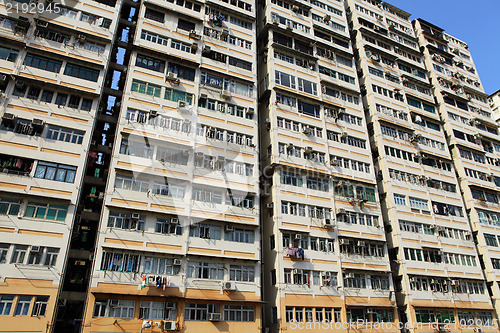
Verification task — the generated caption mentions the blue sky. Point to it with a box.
[386,0,500,95]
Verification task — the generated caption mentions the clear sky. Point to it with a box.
[385,0,500,95]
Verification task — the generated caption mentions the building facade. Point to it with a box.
[489,90,500,123]
[345,1,496,331]
[79,0,262,332]
[414,18,500,327]
[0,1,119,332]
[1,0,500,332]
[257,0,397,332]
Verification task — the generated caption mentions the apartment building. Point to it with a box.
[345,1,496,331]
[257,0,397,331]
[0,0,119,332]
[413,18,500,326]
[78,0,262,332]
[489,90,500,122]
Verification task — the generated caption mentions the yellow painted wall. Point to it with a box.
[0,278,59,333]
[82,284,261,333]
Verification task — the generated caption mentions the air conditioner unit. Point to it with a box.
[294,234,302,240]
[178,100,187,108]
[209,313,221,321]
[266,203,274,209]
[323,218,333,228]
[222,281,236,290]
[324,14,331,22]
[221,29,229,36]
[164,321,176,331]
[202,45,211,54]
[31,245,41,252]
[346,273,355,279]
[149,110,158,118]
[220,90,231,99]
[173,258,182,266]
[340,132,348,139]
[292,269,302,274]
[371,54,380,62]
[330,159,340,166]
[109,299,119,307]
[191,43,198,51]
[286,142,294,148]
[170,218,179,224]
[32,118,44,128]
[336,208,346,215]
[339,239,349,245]
[225,225,234,232]
[302,127,312,135]
[246,108,254,115]
[195,152,204,159]
[292,5,299,12]
[166,72,179,81]
[131,212,140,220]
[357,241,365,247]
[36,20,49,28]
[304,146,313,154]
[189,30,201,39]
[77,34,86,43]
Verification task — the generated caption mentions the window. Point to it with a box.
[223,305,255,322]
[0,46,19,61]
[143,257,180,275]
[100,252,141,272]
[144,8,165,22]
[32,296,48,317]
[229,265,255,282]
[177,18,195,31]
[46,126,84,144]
[35,161,77,183]
[0,295,14,316]
[155,218,182,235]
[409,197,429,211]
[187,262,224,280]
[225,228,254,243]
[108,300,135,318]
[0,244,9,264]
[139,301,176,320]
[64,63,99,82]
[10,245,28,264]
[298,78,317,95]
[184,303,219,321]
[275,71,295,88]
[136,54,165,72]
[189,224,221,240]
[167,63,195,81]
[107,211,145,231]
[14,296,32,316]
[0,198,20,216]
[164,88,193,105]
[131,79,162,97]
[484,234,498,247]
[24,53,62,73]
[24,202,67,221]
